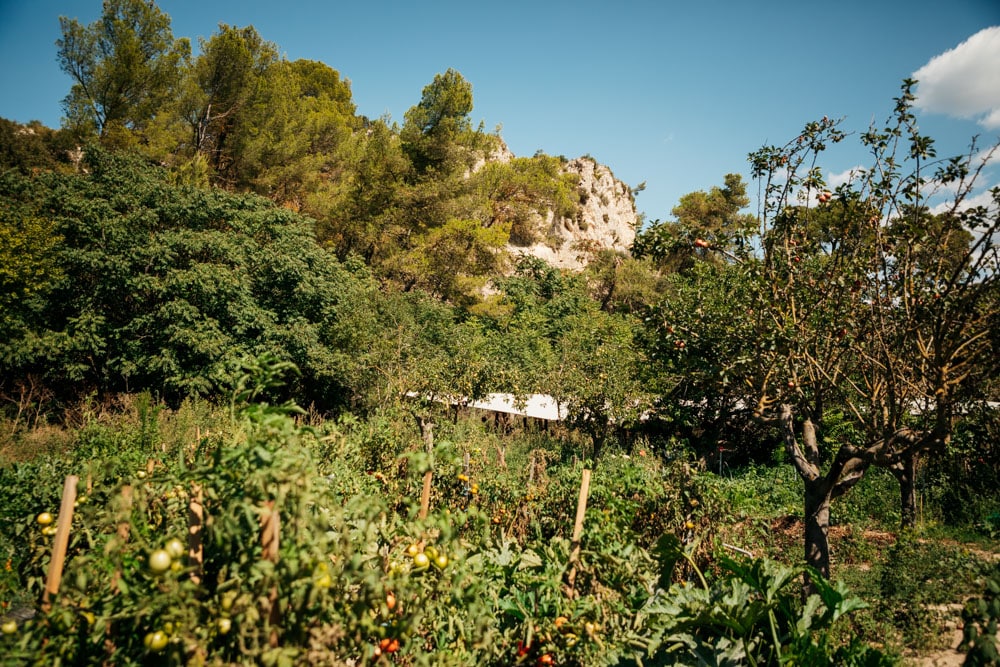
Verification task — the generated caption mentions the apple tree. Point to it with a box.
[647,81,1000,579]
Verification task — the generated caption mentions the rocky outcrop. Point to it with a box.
[472,139,639,271]
[520,156,638,270]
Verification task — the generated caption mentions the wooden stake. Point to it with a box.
[260,501,281,646]
[564,468,591,597]
[42,475,78,611]
[109,485,133,594]
[260,500,280,562]
[416,416,434,519]
[115,485,133,543]
[187,483,204,585]
[419,471,433,520]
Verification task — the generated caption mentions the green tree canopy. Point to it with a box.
[0,147,379,408]
[401,68,477,175]
[633,173,756,272]
[178,24,278,178]
[57,0,190,143]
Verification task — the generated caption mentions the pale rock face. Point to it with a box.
[468,140,514,175]
[532,156,638,270]
[474,140,639,271]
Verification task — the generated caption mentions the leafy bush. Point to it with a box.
[639,553,893,665]
[0,147,380,410]
[878,535,992,651]
[961,563,1000,665]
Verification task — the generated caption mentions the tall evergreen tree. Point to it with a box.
[56,0,189,143]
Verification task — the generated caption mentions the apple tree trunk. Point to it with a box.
[892,454,918,530]
[803,480,833,580]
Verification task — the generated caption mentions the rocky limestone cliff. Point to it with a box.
[520,156,638,270]
[475,140,638,270]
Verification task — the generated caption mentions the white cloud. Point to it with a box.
[975,144,1000,167]
[929,183,998,215]
[827,166,865,189]
[913,27,1000,129]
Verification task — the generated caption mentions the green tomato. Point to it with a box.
[433,553,449,570]
[144,630,168,652]
[147,549,172,575]
[411,552,430,570]
[164,538,185,559]
[1,620,17,635]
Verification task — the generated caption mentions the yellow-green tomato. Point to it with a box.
[433,554,449,570]
[36,512,54,526]
[411,552,430,570]
[1,620,17,635]
[216,618,232,635]
[144,630,169,652]
[147,549,172,575]
[164,538,185,559]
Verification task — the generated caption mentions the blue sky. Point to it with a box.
[1,0,998,222]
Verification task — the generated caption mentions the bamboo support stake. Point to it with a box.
[187,483,204,585]
[42,475,78,611]
[564,468,591,597]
